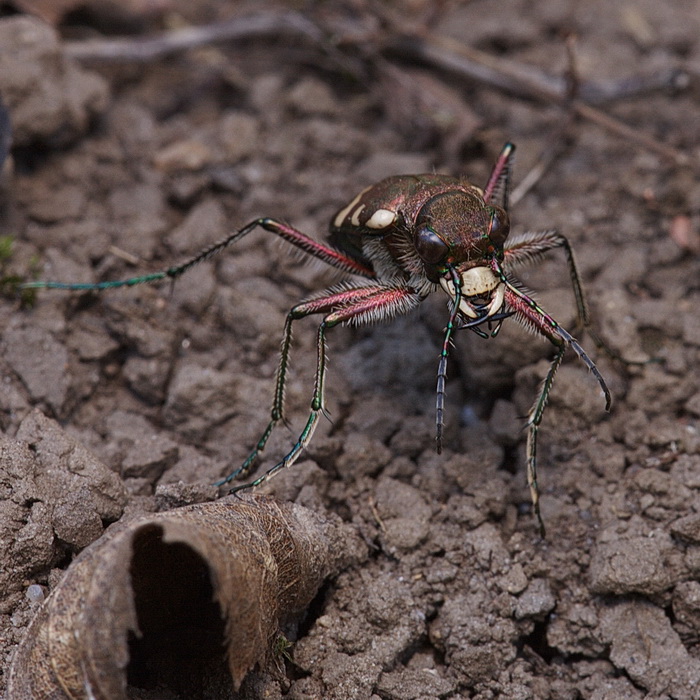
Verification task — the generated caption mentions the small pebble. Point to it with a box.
[26,584,45,603]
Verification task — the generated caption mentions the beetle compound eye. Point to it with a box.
[488,206,510,246]
[415,226,449,264]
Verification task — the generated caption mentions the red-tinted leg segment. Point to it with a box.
[502,280,610,536]
[504,229,589,328]
[505,230,649,366]
[28,217,377,292]
[483,142,516,209]
[173,217,376,283]
[221,283,422,489]
[258,218,376,278]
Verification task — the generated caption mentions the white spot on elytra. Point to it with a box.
[333,186,370,229]
[350,204,366,227]
[365,208,396,229]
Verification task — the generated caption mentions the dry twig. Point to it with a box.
[64,12,324,62]
[395,33,690,167]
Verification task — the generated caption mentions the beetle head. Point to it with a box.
[413,191,510,281]
[412,190,510,321]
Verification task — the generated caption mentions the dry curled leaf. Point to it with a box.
[8,494,347,699]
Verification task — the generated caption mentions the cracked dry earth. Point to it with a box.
[1,1,700,698]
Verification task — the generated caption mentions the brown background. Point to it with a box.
[1,0,699,697]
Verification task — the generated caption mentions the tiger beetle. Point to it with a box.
[23,143,611,535]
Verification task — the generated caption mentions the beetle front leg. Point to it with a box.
[502,280,611,535]
[504,232,646,365]
[435,268,464,453]
[504,230,590,330]
[526,342,566,537]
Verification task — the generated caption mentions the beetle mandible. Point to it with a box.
[24,143,611,534]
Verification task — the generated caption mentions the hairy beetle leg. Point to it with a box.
[225,284,422,492]
[504,230,590,330]
[501,278,611,535]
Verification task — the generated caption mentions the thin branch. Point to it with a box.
[64,12,324,62]
[390,34,687,106]
[572,101,689,165]
[393,33,691,167]
[65,12,686,105]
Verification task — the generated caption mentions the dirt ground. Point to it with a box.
[1,1,700,698]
